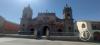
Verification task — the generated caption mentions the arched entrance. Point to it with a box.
[57,29,63,32]
[93,32,100,41]
[30,28,34,35]
[56,29,63,36]
[42,26,49,36]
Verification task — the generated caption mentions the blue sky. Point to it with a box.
[0,0,100,24]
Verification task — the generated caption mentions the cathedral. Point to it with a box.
[19,3,74,36]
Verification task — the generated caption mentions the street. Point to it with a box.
[0,37,99,45]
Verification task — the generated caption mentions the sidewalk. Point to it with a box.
[0,34,34,39]
[0,37,99,45]
[0,34,80,41]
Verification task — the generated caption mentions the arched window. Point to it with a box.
[67,13,71,19]
[82,24,86,28]
[67,13,70,16]
[68,27,71,30]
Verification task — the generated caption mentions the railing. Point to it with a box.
[49,32,79,36]
[47,32,80,41]
[18,31,34,35]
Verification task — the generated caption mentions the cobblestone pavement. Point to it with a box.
[0,37,99,45]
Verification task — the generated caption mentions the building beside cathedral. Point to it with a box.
[0,16,19,34]
[19,4,74,36]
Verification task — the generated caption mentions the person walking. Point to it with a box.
[36,30,42,39]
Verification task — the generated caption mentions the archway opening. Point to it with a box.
[57,29,63,32]
[30,28,34,35]
[42,26,49,36]
[93,32,100,41]
[57,29,63,36]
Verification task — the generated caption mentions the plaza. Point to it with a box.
[0,37,99,45]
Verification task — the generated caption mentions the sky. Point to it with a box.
[0,0,100,24]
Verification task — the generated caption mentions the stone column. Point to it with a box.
[34,29,37,38]
[46,28,49,39]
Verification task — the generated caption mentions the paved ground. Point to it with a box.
[0,37,99,45]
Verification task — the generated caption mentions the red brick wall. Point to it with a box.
[3,21,19,34]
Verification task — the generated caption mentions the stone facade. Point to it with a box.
[63,4,74,32]
[19,4,74,36]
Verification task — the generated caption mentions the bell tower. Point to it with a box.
[20,5,33,34]
[63,4,74,32]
